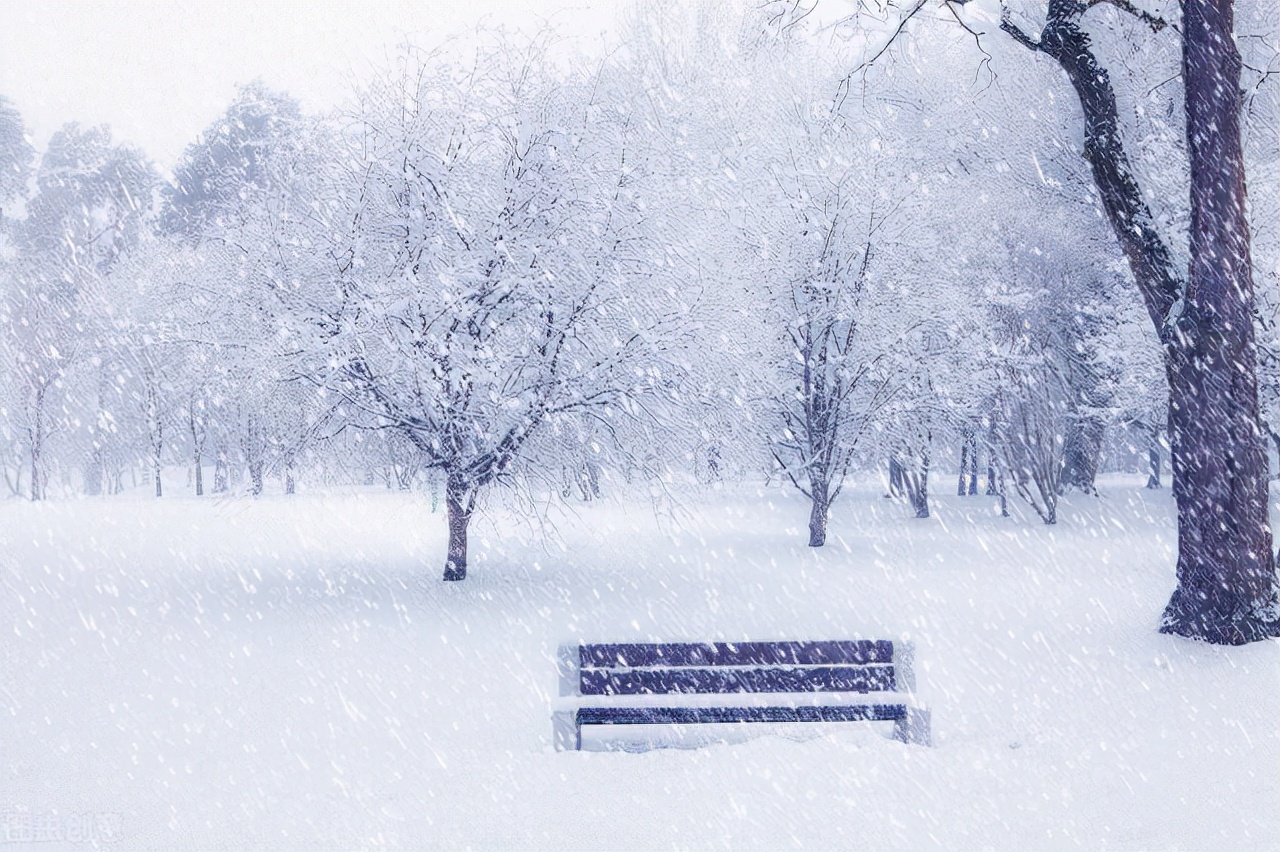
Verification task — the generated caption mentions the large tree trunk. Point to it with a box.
[1000,0,1280,643]
[444,474,474,580]
[1159,0,1279,643]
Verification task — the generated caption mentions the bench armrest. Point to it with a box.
[557,644,580,697]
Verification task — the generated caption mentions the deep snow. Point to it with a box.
[2,476,1277,849]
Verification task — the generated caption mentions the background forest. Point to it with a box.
[2,3,1276,568]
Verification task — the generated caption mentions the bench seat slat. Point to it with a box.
[577,704,908,726]
[579,664,895,695]
[580,640,893,669]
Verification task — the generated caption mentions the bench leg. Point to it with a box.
[553,711,581,751]
[893,707,931,747]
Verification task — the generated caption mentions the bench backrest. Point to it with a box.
[561,640,914,696]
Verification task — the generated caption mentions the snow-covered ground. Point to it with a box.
[3,476,1277,849]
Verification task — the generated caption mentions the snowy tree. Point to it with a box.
[789,0,1280,642]
[273,40,690,579]
[0,98,35,495]
[1,124,155,499]
[158,84,316,496]
[983,0,1280,641]
[0,97,33,209]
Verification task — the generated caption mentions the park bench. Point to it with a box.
[553,639,930,751]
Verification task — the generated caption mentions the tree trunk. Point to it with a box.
[29,440,42,501]
[1061,417,1104,494]
[958,430,980,496]
[985,421,999,496]
[966,434,979,495]
[249,460,264,497]
[84,447,103,497]
[213,449,228,493]
[190,408,204,496]
[1146,426,1162,489]
[808,479,829,547]
[1159,0,1280,643]
[1001,0,1280,642]
[28,384,45,501]
[905,469,929,519]
[284,456,296,495]
[886,457,904,498]
[444,475,474,580]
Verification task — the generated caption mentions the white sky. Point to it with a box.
[0,0,620,174]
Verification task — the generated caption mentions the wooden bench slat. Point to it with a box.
[579,664,896,695]
[579,640,894,669]
[576,703,908,726]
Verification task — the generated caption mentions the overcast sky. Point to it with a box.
[1,0,619,174]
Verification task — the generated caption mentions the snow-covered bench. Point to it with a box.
[552,640,930,751]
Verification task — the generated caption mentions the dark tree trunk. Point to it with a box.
[985,421,999,496]
[1061,417,1104,494]
[886,457,904,498]
[808,479,829,548]
[284,456,296,495]
[904,464,929,519]
[444,475,474,580]
[1159,0,1279,643]
[1146,426,1162,489]
[958,429,979,495]
[194,450,203,496]
[1001,0,1280,643]
[249,460,264,497]
[966,435,979,496]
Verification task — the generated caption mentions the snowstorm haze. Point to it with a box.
[1,0,1278,848]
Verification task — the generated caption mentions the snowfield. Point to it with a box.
[3,476,1278,849]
